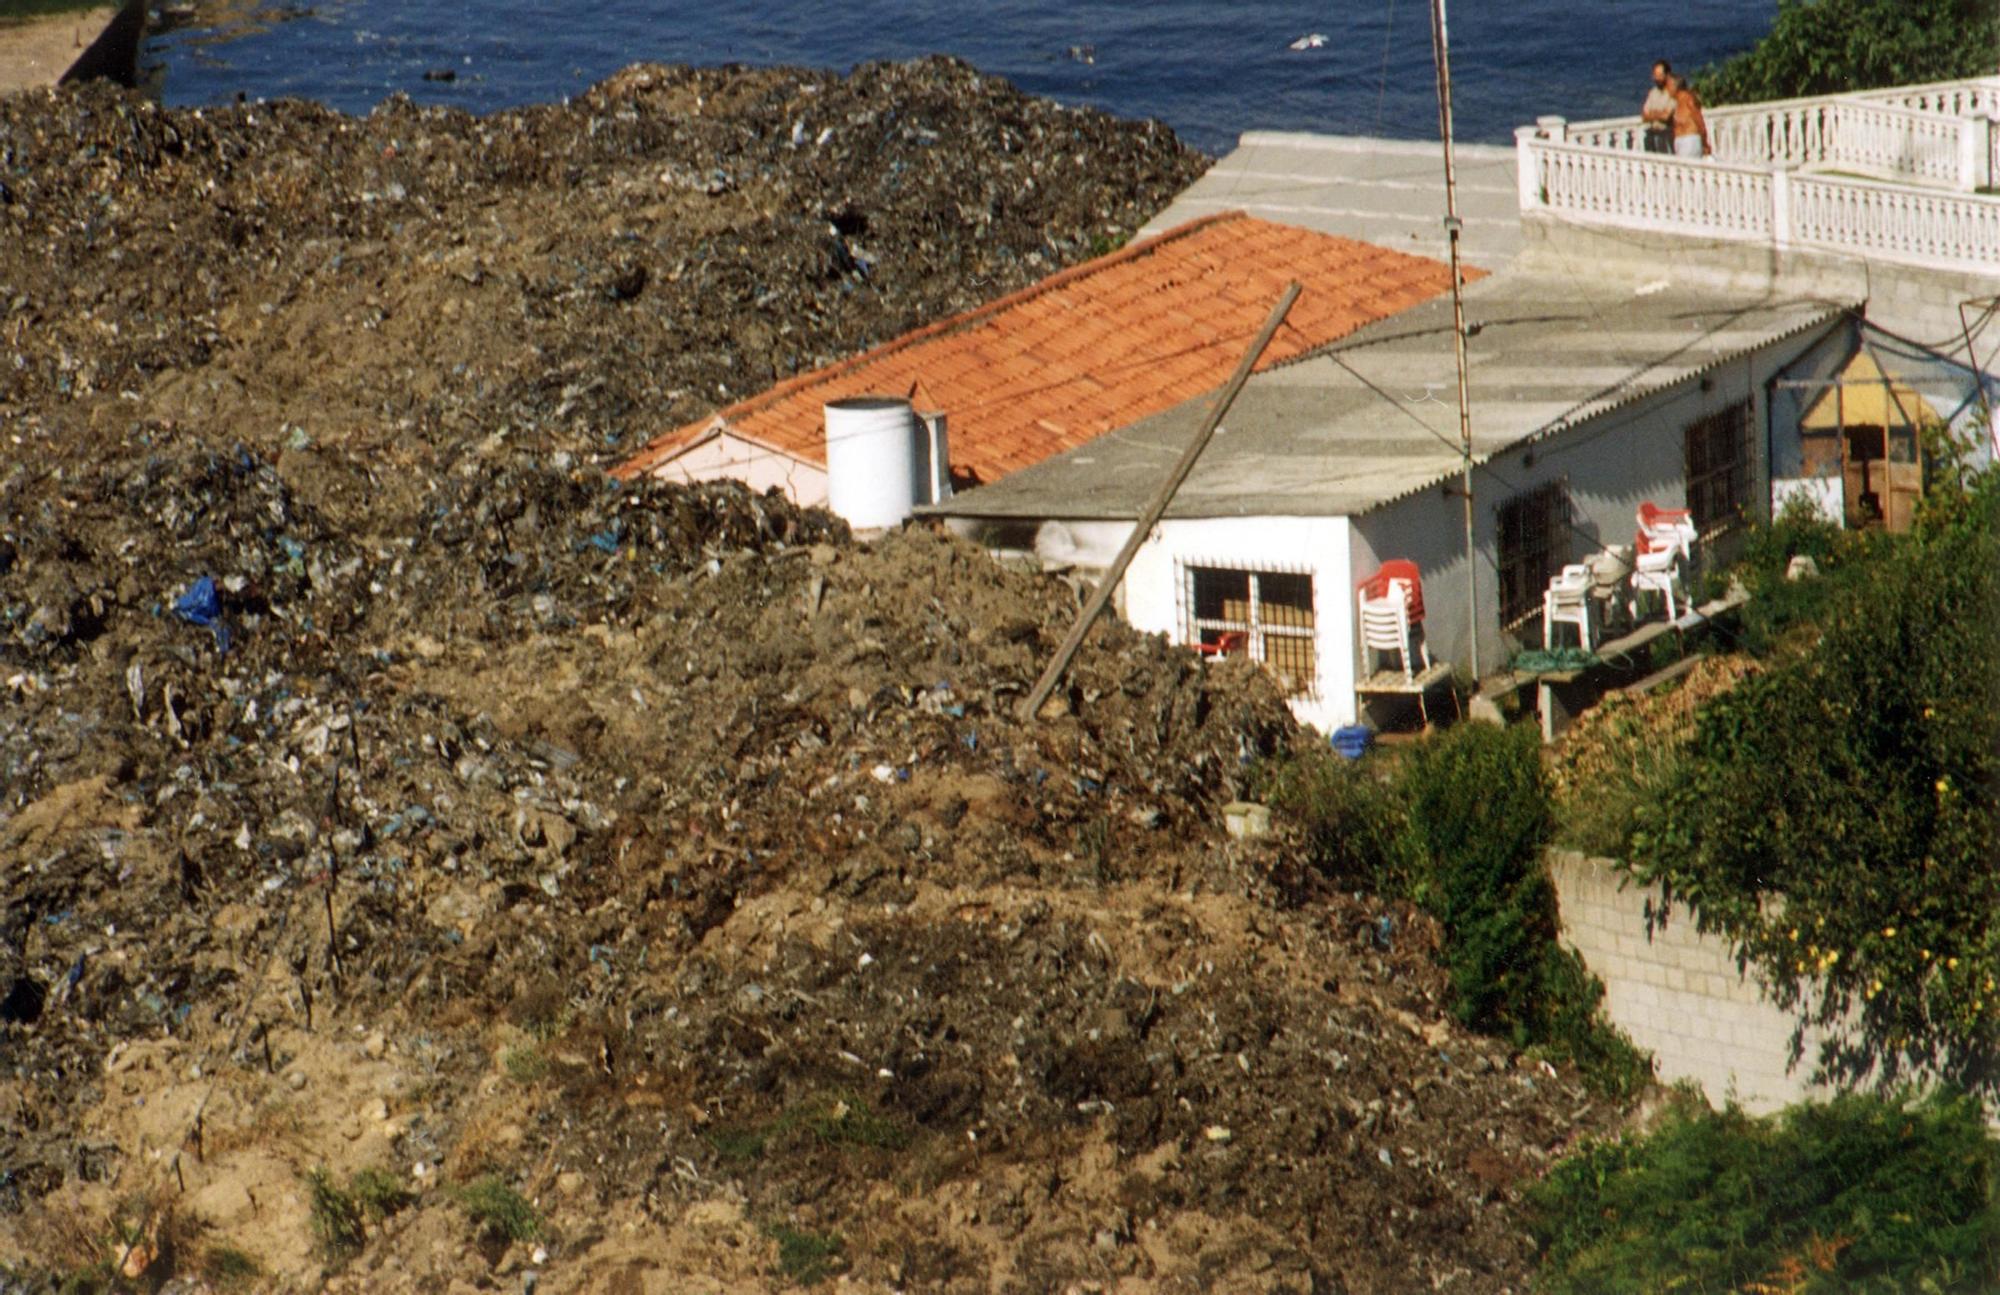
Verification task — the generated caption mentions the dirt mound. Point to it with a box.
[0,57,1203,527]
[0,59,1622,1294]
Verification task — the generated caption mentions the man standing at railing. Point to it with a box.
[1641,60,1676,154]
[1668,72,1712,159]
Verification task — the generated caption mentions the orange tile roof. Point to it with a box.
[613,212,1477,486]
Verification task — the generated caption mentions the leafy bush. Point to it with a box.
[1699,0,2000,105]
[451,1177,541,1243]
[1627,477,2000,1091]
[1268,726,1652,1098]
[1528,1089,2000,1293]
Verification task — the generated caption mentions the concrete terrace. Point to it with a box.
[1140,132,1523,269]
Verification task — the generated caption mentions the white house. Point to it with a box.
[927,274,1854,731]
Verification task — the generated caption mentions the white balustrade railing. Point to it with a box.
[1563,87,1995,190]
[1790,173,2000,275]
[1852,75,2000,119]
[1529,141,1773,241]
[1832,99,1969,188]
[1519,77,2000,274]
[1707,100,1833,168]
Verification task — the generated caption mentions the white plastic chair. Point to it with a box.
[1543,564,1594,651]
[1628,544,1685,621]
[1357,578,1429,682]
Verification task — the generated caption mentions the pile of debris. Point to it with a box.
[0,61,1627,1294]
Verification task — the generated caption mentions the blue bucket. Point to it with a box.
[1330,725,1372,760]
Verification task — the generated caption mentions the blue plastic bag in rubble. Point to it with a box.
[173,577,220,626]
[172,577,231,652]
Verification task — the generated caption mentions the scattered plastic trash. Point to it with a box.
[172,577,220,627]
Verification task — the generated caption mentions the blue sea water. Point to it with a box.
[150,1,1777,155]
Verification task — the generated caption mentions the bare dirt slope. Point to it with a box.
[2,65,1620,1294]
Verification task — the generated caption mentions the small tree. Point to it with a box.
[1627,473,2000,1093]
[1699,0,2000,105]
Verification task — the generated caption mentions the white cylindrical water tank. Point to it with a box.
[824,396,920,529]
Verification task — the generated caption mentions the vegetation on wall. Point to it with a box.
[1624,471,2000,1093]
[1528,1088,2000,1294]
[1699,0,2000,104]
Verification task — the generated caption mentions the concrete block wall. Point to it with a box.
[1548,850,1838,1114]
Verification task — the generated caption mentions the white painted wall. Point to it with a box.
[1354,324,1835,682]
[647,431,828,506]
[1124,516,1357,731]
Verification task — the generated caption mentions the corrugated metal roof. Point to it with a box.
[927,276,1854,521]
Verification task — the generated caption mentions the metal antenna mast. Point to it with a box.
[1427,0,1479,682]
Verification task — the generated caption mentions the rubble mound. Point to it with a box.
[0,59,1624,1294]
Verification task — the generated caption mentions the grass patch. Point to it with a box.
[1529,1088,2000,1293]
[708,1125,770,1164]
[451,1177,540,1243]
[501,1044,549,1085]
[349,1166,413,1221]
[706,1090,912,1165]
[304,1168,365,1259]
[304,1165,410,1260]
[768,1223,846,1285]
[198,1244,263,1288]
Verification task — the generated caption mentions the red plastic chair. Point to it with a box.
[1195,630,1249,658]
[1357,559,1425,624]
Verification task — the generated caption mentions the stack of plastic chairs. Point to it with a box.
[1542,563,1594,651]
[1629,502,1696,621]
[1356,560,1430,681]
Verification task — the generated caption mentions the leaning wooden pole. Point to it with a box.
[1429,0,1480,682]
[1017,283,1301,722]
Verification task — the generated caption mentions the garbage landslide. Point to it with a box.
[2,61,1618,1293]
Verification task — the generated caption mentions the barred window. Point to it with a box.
[1497,480,1568,626]
[1183,565,1317,696]
[1684,401,1753,534]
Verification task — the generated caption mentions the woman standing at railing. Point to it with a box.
[1668,73,1713,159]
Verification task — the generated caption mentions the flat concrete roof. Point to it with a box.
[1139,132,1524,269]
[926,275,1850,522]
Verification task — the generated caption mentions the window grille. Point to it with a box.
[1496,479,1568,626]
[1179,563,1318,696]
[1684,401,1754,534]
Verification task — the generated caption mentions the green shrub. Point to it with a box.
[1266,728,1652,1098]
[1628,476,2000,1090]
[305,1168,365,1259]
[349,1166,412,1222]
[1401,724,1560,1038]
[1699,0,2000,105]
[1260,750,1415,892]
[768,1223,845,1285]
[1528,1089,2000,1293]
[451,1177,541,1243]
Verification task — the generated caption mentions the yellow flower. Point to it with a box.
[1947,957,1959,970]
[1882,926,1896,939]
